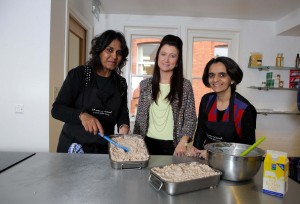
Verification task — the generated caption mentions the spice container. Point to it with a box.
[275,53,284,67]
[249,52,262,67]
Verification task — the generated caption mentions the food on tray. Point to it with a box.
[151,162,221,182]
[109,135,149,162]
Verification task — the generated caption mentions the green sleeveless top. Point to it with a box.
[147,84,173,140]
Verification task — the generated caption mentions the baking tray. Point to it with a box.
[108,134,150,169]
[148,162,222,195]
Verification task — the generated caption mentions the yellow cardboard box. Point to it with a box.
[249,52,263,67]
[263,150,289,197]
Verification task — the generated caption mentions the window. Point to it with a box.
[191,40,229,115]
[186,29,239,115]
[124,27,239,119]
[130,40,160,116]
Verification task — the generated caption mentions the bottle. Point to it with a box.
[296,54,300,68]
[280,53,284,67]
[276,53,281,67]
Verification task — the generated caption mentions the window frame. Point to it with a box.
[123,27,240,121]
[186,29,240,80]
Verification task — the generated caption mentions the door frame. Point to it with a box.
[49,8,93,152]
[68,15,86,70]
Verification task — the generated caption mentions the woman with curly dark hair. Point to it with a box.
[133,35,197,156]
[52,30,130,154]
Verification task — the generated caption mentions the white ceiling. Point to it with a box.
[99,0,300,21]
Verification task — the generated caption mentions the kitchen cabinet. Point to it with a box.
[248,66,300,115]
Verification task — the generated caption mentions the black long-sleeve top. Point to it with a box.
[193,92,257,150]
[51,66,129,152]
[52,65,129,135]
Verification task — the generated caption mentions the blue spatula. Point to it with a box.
[98,133,129,152]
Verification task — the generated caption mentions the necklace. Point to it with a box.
[149,83,173,133]
[149,101,172,132]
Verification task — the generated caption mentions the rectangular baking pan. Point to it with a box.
[108,134,150,169]
[148,162,222,195]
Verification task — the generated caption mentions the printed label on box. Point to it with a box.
[263,150,289,197]
[290,70,300,88]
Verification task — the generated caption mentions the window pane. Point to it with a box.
[130,76,143,116]
[131,39,160,76]
[192,79,212,115]
[191,41,228,116]
[129,38,160,117]
[137,43,157,75]
[214,45,228,57]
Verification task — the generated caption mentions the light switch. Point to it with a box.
[15,104,24,113]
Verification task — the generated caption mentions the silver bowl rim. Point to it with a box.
[204,142,266,157]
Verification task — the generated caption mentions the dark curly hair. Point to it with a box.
[87,30,129,74]
[152,34,184,108]
[202,56,243,92]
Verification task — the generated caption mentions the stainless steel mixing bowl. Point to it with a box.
[204,142,266,181]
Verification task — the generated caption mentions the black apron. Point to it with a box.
[82,81,122,135]
[57,72,122,153]
[203,94,240,146]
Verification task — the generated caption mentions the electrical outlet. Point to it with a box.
[15,104,24,113]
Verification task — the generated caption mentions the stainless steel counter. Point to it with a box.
[0,153,298,204]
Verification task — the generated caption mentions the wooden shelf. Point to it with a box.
[257,110,300,116]
[248,86,297,91]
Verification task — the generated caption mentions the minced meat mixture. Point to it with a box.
[151,162,220,182]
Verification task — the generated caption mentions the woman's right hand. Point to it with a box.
[79,112,104,136]
[186,146,208,160]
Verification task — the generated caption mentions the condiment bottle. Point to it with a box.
[280,53,284,67]
[276,53,281,67]
[296,54,300,68]
[276,53,284,67]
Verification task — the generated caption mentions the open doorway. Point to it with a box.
[49,14,88,152]
[68,15,86,70]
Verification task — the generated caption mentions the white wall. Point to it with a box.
[0,0,94,153]
[0,0,51,152]
[0,2,299,155]
[95,14,300,155]
[276,7,300,36]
